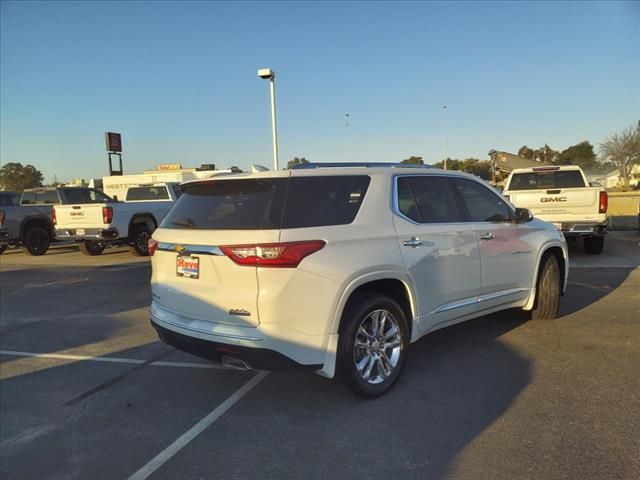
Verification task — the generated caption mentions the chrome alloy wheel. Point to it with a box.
[353,309,403,384]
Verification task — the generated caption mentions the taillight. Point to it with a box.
[0,209,5,226]
[148,238,158,256]
[599,191,608,214]
[220,241,326,268]
[102,206,113,224]
[51,207,56,225]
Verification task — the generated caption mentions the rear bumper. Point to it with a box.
[149,301,329,371]
[560,222,607,238]
[55,228,119,241]
[151,321,319,370]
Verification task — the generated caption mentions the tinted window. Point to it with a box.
[126,186,170,201]
[171,184,183,199]
[282,176,370,228]
[0,193,20,207]
[43,190,60,204]
[397,176,463,223]
[162,175,370,230]
[62,188,113,204]
[163,179,287,230]
[21,191,36,205]
[452,178,512,222]
[508,170,585,190]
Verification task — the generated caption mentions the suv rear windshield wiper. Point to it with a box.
[171,218,196,228]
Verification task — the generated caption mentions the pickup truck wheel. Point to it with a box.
[0,245,7,255]
[79,240,105,256]
[584,236,604,255]
[530,254,561,320]
[21,227,50,256]
[338,293,409,398]
[128,226,151,256]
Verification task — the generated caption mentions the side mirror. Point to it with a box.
[515,207,534,223]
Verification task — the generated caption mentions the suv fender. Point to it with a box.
[329,270,418,339]
[522,241,568,311]
[316,271,417,380]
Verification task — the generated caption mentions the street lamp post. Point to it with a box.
[345,113,349,162]
[443,105,448,170]
[257,68,279,170]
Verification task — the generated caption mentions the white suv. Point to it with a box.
[149,163,568,397]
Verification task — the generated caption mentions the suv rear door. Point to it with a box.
[392,175,481,333]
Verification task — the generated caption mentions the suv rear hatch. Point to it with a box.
[151,177,289,328]
[151,173,370,329]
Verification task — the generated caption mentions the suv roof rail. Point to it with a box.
[292,162,432,169]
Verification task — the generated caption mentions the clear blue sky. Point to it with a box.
[1,1,638,182]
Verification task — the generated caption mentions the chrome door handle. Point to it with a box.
[403,237,424,248]
[479,232,495,241]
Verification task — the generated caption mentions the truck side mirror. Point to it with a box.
[515,207,534,223]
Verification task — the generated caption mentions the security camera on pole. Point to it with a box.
[257,68,279,171]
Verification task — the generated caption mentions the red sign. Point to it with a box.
[105,132,122,152]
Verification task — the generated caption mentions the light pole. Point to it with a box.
[443,105,448,170]
[345,113,349,162]
[257,68,279,170]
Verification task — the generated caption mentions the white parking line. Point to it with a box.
[0,350,224,370]
[127,371,269,480]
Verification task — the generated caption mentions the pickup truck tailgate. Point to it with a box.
[54,204,106,228]
[508,188,603,222]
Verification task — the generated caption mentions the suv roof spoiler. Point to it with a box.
[292,162,432,169]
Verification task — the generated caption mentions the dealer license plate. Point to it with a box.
[176,255,199,279]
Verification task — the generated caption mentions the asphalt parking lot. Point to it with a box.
[1,233,639,480]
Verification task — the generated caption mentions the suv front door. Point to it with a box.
[392,175,481,334]
[451,178,536,312]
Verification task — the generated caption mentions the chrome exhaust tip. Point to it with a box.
[220,355,251,371]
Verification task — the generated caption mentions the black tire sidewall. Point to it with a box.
[22,227,50,256]
[531,254,561,320]
[80,240,104,256]
[130,226,151,256]
[338,294,409,398]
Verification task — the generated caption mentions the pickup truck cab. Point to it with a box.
[503,166,608,254]
[54,183,180,256]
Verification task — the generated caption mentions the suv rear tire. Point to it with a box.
[21,227,50,256]
[128,225,151,256]
[338,293,409,398]
[530,254,561,320]
[584,236,604,255]
[79,240,105,256]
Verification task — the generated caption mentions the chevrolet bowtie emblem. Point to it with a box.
[175,245,185,252]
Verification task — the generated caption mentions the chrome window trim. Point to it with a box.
[157,242,224,256]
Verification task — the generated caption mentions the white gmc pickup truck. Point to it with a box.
[503,165,607,254]
[54,183,180,256]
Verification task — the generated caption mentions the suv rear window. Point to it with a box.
[508,171,585,190]
[162,176,371,230]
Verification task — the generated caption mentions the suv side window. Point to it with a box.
[452,178,512,222]
[397,176,463,223]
